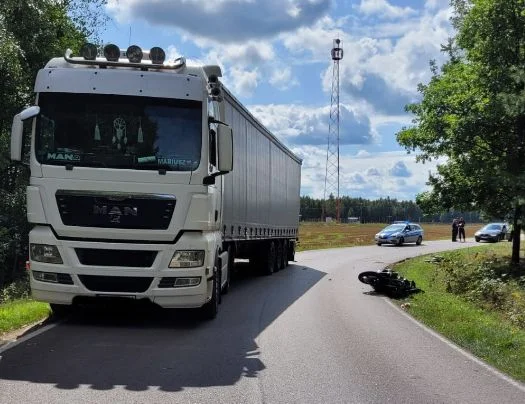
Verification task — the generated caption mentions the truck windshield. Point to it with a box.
[35,92,202,171]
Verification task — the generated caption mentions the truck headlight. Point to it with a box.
[169,250,205,268]
[30,244,63,264]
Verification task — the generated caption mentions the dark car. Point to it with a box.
[474,223,508,242]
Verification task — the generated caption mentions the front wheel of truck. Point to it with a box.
[222,245,233,295]
[50,303,74,318]
[201,268,220,320]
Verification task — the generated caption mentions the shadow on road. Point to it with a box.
[0,262,325,392]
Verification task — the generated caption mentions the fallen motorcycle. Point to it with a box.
[358,269,420,297]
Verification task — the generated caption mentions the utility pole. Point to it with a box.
[323,38,343,222]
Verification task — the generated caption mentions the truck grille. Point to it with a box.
[79,275,153,293]
[56,190,176,230]
[76,248,157,267]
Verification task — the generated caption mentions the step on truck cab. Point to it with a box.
[10,43,302,319]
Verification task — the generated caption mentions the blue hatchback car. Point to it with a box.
[374,222,424,246]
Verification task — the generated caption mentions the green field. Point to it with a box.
[297,222,480,251]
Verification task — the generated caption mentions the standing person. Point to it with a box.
[458,217,466,242]
[452,218,459,242]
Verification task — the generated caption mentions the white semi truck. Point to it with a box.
[10,43,301,319]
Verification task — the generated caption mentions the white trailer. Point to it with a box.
[10,43,301,319]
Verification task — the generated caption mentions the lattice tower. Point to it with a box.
[323,38,343,221]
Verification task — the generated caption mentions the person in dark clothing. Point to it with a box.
[458,217,466,242]
[452,218,459,242]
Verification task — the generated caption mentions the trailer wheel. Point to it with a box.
[262,241,276,275]
[287,241,296,262]
[276,241,284,271]
[282,240,289,267]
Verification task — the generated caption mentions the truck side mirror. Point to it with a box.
[11,106,40,161]
[217,124,233,172]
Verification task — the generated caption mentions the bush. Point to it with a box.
[0,275,30,304]
[433,251,525,329]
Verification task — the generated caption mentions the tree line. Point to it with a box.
[300,195,482,224]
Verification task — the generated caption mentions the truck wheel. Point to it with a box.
[276,241,284,271]
[282,241,289,267]
[262,241,276,275]
[287,241,296,262]
[50,303,74,318]
[201,267,220,320]
[223,245,233,294]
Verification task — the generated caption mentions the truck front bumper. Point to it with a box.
[28,226,218,309]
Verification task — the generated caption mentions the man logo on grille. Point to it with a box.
[93,205,138,223]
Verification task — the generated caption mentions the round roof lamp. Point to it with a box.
[126,45,143,63]
[103,44,120,62]
[80,43,98,61]
[150,47,166,64]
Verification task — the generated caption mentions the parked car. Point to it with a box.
[375,222,424,246]
[474,223,508,242]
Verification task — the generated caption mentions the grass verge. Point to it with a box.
[394,243,525,382]
[0,299,50,335]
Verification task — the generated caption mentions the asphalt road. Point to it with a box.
[1,240,525,404]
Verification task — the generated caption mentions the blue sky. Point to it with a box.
[100,0,453,200]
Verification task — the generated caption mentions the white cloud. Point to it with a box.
[226,67,259,97]
[106,0,331,42]
[249,103,377,146]
[202,41,275,66]
[389,161,412,177]
[192,40,302,94]
[295,149,444,200]
[324,6,453,115]
[366,167,381,176]
[279,5,453,117]
[269,67,299,90]
[358,0,417,20]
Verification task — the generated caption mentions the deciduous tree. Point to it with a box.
[397,0,525,265]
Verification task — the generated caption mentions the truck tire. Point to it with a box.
[262,241,276,275]
[50,303,74,318]
[282,240,289,267]
[276,240,284,271]
[201,266,220,320]
[223,245,233,294]
[287,240,296,262]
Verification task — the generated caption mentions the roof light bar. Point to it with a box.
[64,44,185,70]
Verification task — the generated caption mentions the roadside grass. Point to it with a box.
[297,222,482,251]
[0,278,50,336]
[394,242,525,382]
[0,299,50,334]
